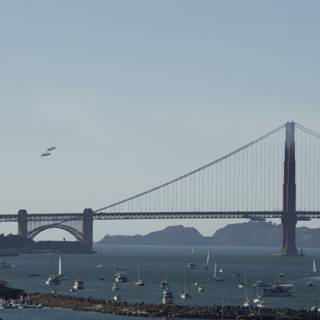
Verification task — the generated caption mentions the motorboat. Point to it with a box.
[253,280,270,288]
[96,264,104,269]
[114,271,128,283]
[187,263,197,270]
[194,281,200,286]
[99,276,106,281]
[198,285,205,293]
[28,273,40,277]
[162,289,173,304]
[307,281,314,287]
[72,280,84,290]
[0,262,15,269]
[263,283,293,297]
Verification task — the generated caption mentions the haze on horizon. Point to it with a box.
[0,0,320,241]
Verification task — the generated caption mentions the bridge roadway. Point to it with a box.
[0,211,319,223]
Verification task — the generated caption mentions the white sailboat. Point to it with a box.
[134,258,145,287]
[58,256,62,277]
[312,259,317,274]
[180,271,191,300]
[204,250,210,270]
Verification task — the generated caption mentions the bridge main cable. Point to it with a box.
[95,123,286,213]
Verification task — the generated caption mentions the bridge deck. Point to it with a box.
[1,211,320,222]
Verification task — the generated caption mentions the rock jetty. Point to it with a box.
[27,293,320,319]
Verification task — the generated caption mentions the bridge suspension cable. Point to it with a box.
[95,123,286,213]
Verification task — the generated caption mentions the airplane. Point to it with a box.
[47,146,56,152]
[41,152,51,157]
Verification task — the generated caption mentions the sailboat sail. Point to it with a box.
[206,250,210,265]
[312,259,317,273]
[58,256,62,276]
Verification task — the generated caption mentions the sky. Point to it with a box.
[0,0,320,241]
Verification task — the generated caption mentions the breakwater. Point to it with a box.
[27,293,320,319]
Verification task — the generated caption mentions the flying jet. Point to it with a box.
[41,152,51,157]
[47,146,56,152]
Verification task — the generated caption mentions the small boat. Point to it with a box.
[160,280,169,289]
[256,298,267,308]
[180,271,191,300]
[187,263,197,270]
[114,271,128,283]
[45,274,61,286]
[96,264,104,269]
[0,262,15,269]
[180,292,191,300]
[99,276,106,281]
[198,285,205,293]
[263,283,293,297]
[307,281,314,287]
[28,273,40,277]
[213,263,224,281]
[253,280,270,288]
[312,259,317,274]
[278,273,284,278]
[112,282,119,291]
[162,289,173,304]
[72,280,84,290]
[135,279,145,286]
[194,280,200,286]
[238,283,245,289]
[243,298,250,308]
[134,258,145,287]
[113,294,121,302]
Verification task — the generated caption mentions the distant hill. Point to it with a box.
[99,221,320,248]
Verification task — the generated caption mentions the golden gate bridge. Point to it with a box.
[1,121,320,255]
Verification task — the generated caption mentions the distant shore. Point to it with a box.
[27,293,320,320]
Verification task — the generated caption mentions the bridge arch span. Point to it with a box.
[28,224,83,241]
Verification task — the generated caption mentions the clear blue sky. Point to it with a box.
[0,0,320,240]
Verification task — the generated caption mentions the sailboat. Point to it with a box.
[58,256,62,277]
[180,271,191,300]
[312,259,317,274]
[134,258,145,287]
[204,250,210,270]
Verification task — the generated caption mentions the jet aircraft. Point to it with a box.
[41,152,51,157]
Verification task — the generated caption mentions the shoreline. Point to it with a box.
[26,293,320,320]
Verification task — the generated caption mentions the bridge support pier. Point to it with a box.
[280,122,298,255]
[82,208,93,252]
[17,209,28,238]
[280,214,297,255]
